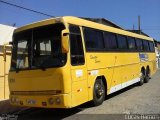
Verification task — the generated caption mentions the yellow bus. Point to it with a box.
[8,16,157,108]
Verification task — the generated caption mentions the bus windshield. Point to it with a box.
[11,23,67,71]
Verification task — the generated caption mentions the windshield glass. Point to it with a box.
[11,23,67,71]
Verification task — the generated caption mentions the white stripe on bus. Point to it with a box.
[109,77,140,94]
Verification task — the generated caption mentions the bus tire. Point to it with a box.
[92,79,105,106]
[138,70,145,86]
[144,68,150,83]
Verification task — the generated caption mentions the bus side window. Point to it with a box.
[69,25,85,65]
[149,41,155,52]
[83,28,104,51]
[104,32,118,50]
[128,37,136,50]
[143,40,150,52]
[136,39,143,51]
[117,35,128,50]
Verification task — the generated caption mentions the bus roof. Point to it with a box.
[15,16,153,41]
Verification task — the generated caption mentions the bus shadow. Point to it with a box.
[78,83,138,109]
[15,84,138,120]
[16,107,82,120]
[0,99,26,114]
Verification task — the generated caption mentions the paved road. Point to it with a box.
[11,70,160,120]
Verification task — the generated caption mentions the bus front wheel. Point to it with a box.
[92,79,105,106]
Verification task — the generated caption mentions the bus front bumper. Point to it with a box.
[10,93,71,108]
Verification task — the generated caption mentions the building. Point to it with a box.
[81,17,123,29]
[0,24,16,100]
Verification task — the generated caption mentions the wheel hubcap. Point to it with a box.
[95,83,104,98]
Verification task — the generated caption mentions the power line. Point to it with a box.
[0,0,55,18]
[142,29,160,30]
[142,26,160,27]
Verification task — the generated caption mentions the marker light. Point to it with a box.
[48,98,54,105]
[55,97,61,104]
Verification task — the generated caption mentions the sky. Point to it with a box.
[0,0,160,41]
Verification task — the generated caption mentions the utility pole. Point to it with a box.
[138,16,141,34]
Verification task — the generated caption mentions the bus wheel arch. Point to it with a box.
[92,76,106,106]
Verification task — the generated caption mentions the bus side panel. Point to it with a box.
[71,79,88,107]
[148,53,157,75]
[87,68,113,101]
[86,52,142,95]
[86,53,116,100]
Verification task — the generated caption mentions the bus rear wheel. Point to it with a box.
[92,79,105,106]
[138,71,145,86]
[144,68,150,83]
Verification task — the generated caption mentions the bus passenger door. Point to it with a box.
[69,25,88,107]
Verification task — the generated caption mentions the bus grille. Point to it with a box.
[11,90,61,96]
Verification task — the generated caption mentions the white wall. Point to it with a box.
[0,24,15,100]
[0,24,16,45]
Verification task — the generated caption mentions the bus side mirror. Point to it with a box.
[61,29,69,53]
